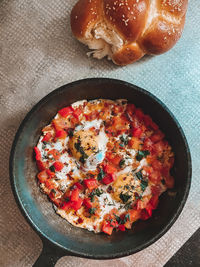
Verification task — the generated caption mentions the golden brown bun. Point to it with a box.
[70,0,188,66]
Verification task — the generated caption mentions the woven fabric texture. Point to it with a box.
[0,0,200,266]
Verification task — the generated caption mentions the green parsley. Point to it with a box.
[119,159,125,168]
[136,150,150,161]
[136,170,143,180]
[89,188,103,202]
[135,170,148,192]
[119,192,131,203]
[140,180,148,192]
[89,208,96,215]
[114,213,130,224]
[120,135,129,146]
[49,165,55,172]
[97,168,105,181]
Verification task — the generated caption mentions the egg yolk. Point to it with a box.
[69,130,99,163]
[112,173,142,203]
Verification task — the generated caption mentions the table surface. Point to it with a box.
[0,0,200,266]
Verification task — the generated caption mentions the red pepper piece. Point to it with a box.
[34,147,41,161]
[83,198,93,209]
[102,174,116,185]
[55,129,67,139]
[70,188,80,202]
[53,161,64,171]
[42,132,52,142]
[71,198,83,211]
[102,221,113,235]
[118,225,126,231]
[58,106,74,117]
[84,179,98,191]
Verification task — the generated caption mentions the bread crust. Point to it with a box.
[71,0,188,65]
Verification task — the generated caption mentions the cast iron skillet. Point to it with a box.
[10,78,191,266]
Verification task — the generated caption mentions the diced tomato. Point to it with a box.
[42,132,52,142]
[149,195,159,210]
[113,116,129,133]
[106,152,121,166]
[102,174,116,185]
[53,161,64,171]
[37,170,48,183]
[36,160,47,171]
[152,141,165,156]
[85,111,98,121]
[128,209,141,223]
[145,205,153,217]
[143,138,153,151]
[58,106,74,117]
[46,169,55,178]
[71,198,83,211]
[151,159,163,171]
[34,147,41,161]
[74,182,84,190]
[102,221,113,235]
[150,131,164,143]
[143,166,153,175]
[165,175,174,189]
[135,108,144,120]
[48,149,61,160]
[118,224,126,231]
[83,198,93,209]
[143,115,159,130]
[128,137,141,150]
[104,164,117,174]
[70,188,80,202]
[61,201,72,211]
[149,170,161,183]
[84,179,98,191]
[55,129,67,139]
[126,103,136,115]
[45,180,55,190]
[73,108,82,119]
[151,185,162,195]
[140,209,152,220]
[49,194,62,207]
[132,127,142,138]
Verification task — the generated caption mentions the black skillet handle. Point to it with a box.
[33,238,70,267]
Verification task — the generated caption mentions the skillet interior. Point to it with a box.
[10,78,191,259]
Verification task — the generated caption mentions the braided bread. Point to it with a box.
[70,0,188,66]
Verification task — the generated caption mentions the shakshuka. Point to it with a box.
[34,99,174,235]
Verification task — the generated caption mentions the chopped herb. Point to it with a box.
[49,165,55,172]
[89,208,96,215]
[124,185,130,190]
[74,142,81,151]
[120,135,129,146]
[97,168,105,181]
[114,214,121,224]
[74,139,88,163]
[114,213,130,224]
[136,170,143,180]
[124,202,132,210]
[89,188,103,201]
[51,189,56,195]
[161,179,166,185]
[135,194,142,200]
[140,180,148,192]
[79,155,87,164]
[136,150,150,161]
[120,192,131,203]
[68,129,74,137]
[119,159,125,168]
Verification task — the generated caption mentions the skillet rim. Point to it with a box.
[9,78,192,259]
